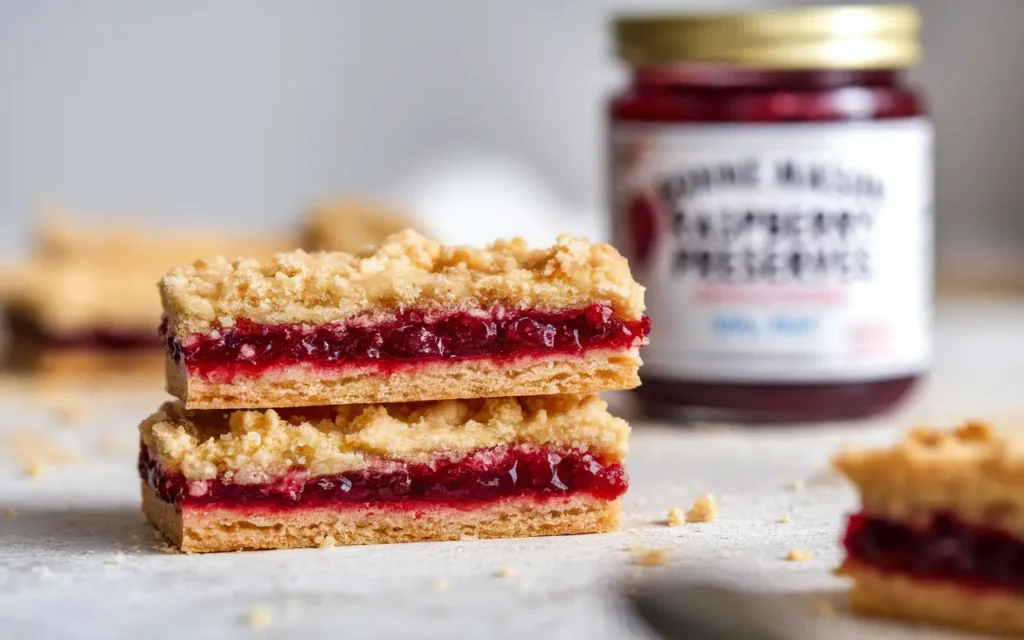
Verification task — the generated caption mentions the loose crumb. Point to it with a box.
[106,552,126,565]
[318,535,337,549]
[633,546,670,567]
[814,598,836,619]
[434,578,451,592]
[247,607,273,629]
[53,401,86,426]
[790,479,806,492]
[786,549,813,562]
[780,513,793,524]
[624,540,648,553]
[99,434,129,453]
[666,507,686,527]
[7,431,82,478]
[4,507,17,517]
[686,494,718,523]
[497,564,516,579]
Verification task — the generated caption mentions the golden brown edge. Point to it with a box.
[840,560,1024,637]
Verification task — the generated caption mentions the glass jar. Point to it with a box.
[609,5,932,422]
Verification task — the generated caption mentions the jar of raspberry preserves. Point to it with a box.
[609,5,932,422]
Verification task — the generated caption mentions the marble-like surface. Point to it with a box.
[2,300,1019,640]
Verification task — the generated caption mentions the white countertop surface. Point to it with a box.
[2,300,1020,640]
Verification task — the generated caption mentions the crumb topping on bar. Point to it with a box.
[834,421,1021,485]
[3,218,288,332]
[160,230,646,336]
[834,421,1024,532]
[302,199,418,252]
[140,394,629,484]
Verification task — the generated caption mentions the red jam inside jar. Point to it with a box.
[610,6,931,422]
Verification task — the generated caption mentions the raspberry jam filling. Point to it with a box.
[140,445,628,509]
[844,512,1024,593]
[164,303,650,379]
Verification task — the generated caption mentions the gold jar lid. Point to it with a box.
[615,4,920,70]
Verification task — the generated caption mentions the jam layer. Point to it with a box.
[844,513,1024,593]
[140,445,628,509]
[166,303,650,379]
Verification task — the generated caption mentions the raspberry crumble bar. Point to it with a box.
[835,421,1024,636]
[139,394,628,552]
[159,231,649,409]
[3,220,285,377]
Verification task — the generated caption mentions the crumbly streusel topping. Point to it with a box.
[834,421,1024,486]
[34,216,288,268]
[3,219,288,332]
[140,394,629,484]
[302,199,418,253]
[160,230,646,336]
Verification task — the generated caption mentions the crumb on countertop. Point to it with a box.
[780,513,793,524]
[786,549,813,562]
[99,434,130,453]
[814,598,836,618]
[106,552,126,565]
[247,607,273,629]
[789,479,806,492]
[434,578,451,592]
[686,494,718,523]
[633,546,670,567]
[666,507,686,527]
[53,400,86,426]
[7,430,82,477]
[497,564,516,579]
[318,535,337,549]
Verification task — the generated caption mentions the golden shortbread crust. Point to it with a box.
[142,483,621,553]
[839,560,1024,636]
[167,350,641,410]
[141,393,629,484]
[835,421,1024,537]
[160,230,646,336]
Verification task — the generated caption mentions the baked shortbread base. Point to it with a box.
[142,483,621,553]
[167,351,641,410]
[840,561,1024,637]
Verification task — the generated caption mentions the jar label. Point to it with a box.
[611,118,932,382]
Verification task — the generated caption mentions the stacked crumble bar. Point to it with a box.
[836,421,1024,636]
[141,230,649,552]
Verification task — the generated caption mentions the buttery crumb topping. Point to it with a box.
[834,421,1021,484]
[834,421,1024,530]
[160,230,646,336]
[303,199,417,252]
[140,394,629,484]
[3,220,286,333]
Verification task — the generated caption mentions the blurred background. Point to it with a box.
[0,0,1021,292]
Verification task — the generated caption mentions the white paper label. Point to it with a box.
[611,119,933,382]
